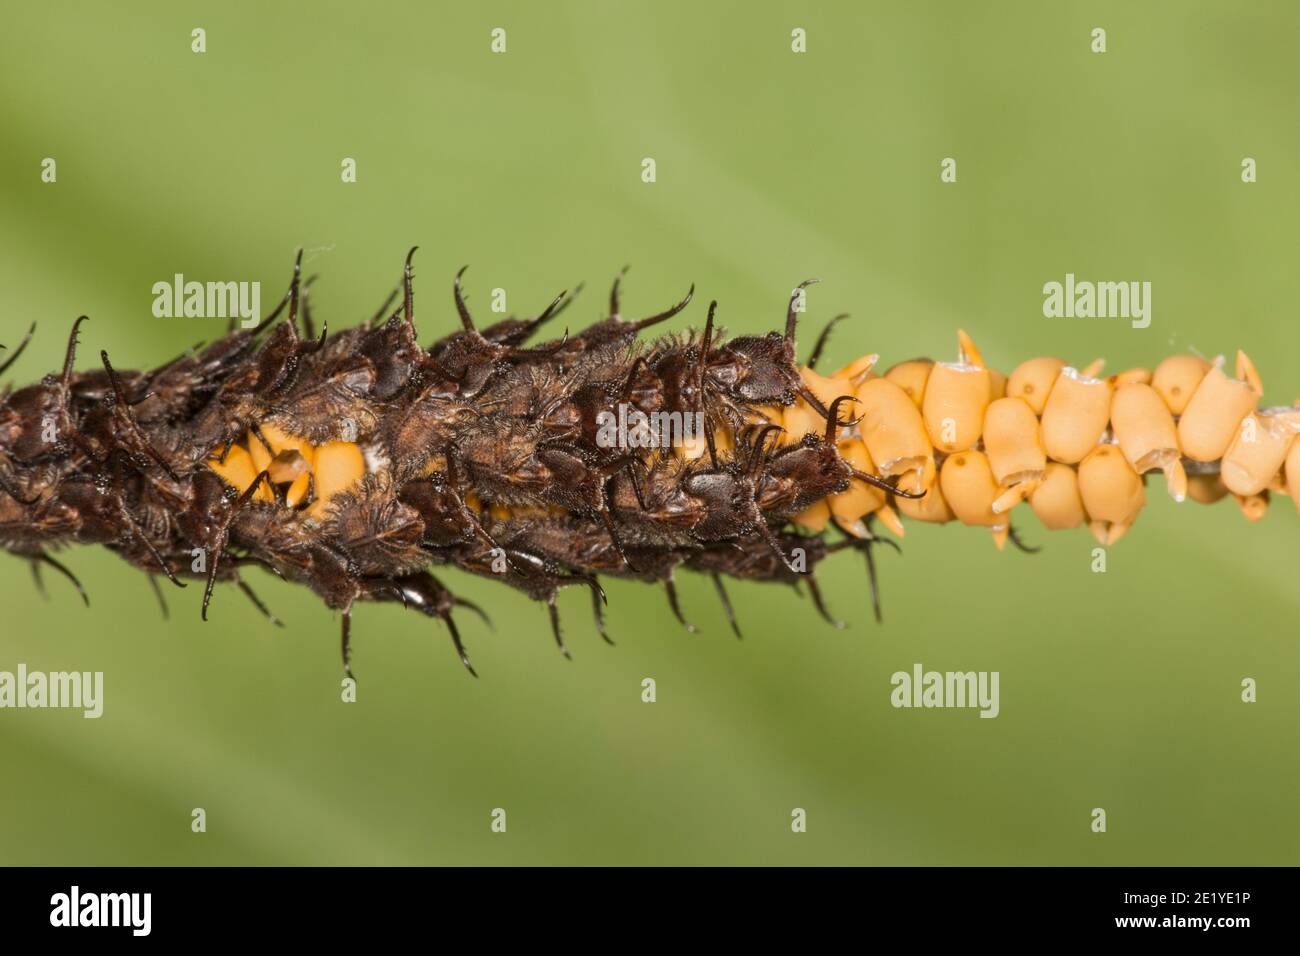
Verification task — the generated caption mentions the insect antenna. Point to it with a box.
[368,285,400,326]
[247,249,303,337]
[547,282,584,325]
[533,288,575,328]
[300,274,319,340]
[0,322,36,378]
[61,315,89,391]
[609,266,630,318]
[484,284,584,348]
[806,313,849,371]
[626,283,696,333]
[402,246,419,330]
[784,280,835,419]
[284,249,304,337]
[453,266,477,333]
[785,278,821,344]
[697,301,720,469]
[504,290,576,358]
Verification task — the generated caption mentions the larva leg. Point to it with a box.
[236,577,283,628]
[805,573,844,630]
[861,533,882,623]
[31,552,90,607]
[710,572,742,639]
[589,575,614,646]
[452,595,493,632]
[0,473,40,505]
[831,516,899,623]
[377,571,480,677]
[547,598,570,660]
[147,573,169,620]
[119,498,184,588]
[1005,525,1042,554]
[663,577,697,633]
[100,349,180,481]
[201,471,272,620]
[340,609,354,680]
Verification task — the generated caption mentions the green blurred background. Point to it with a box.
[1,1,1297,865]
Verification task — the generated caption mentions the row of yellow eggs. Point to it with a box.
[734,331,1298,547]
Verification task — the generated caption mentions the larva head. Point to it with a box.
[680,468,765,541]
[398,477,479,547]
[757,399,855,515]
[709,331,804,405]
[700,289,819,409]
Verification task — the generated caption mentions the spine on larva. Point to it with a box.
[0,254,1294,674]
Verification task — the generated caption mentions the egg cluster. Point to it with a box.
[772,332,1299,547]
